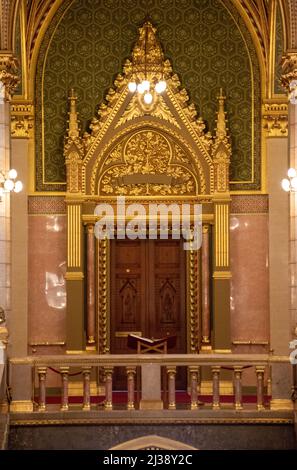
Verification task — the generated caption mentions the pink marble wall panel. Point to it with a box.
[230,214,269,351]
[28,215,67,349]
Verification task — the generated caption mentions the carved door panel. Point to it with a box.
[110,238,186,390]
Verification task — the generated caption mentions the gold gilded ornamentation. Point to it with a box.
[214,204,230,268]
[116,94,180,129]
[0,55,19,100]
[212,89,231,194]
[67,204,82,268]
[99,130,197,196]
[281,52,297,90]
[79,21,218,196]
[90,122,207,195]
[64,89,84,193]
[97,237,109,354]
[262,102,288,136]
[187,249,200,353]
[10,103,34,137]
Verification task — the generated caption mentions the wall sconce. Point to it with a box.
[0,169,23,201]
[281,168,297,192]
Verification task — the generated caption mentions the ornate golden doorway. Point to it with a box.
[64,21,232,354]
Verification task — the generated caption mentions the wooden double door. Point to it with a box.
[110,237,187,389]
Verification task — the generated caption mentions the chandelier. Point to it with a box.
[128,21,167,105]
[281,168,297,192]
[0,168,23,200]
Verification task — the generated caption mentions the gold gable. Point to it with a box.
[64,21,231,198]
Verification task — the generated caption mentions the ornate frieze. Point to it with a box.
[262,102,288,137]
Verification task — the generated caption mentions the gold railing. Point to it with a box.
[9,353,291,413]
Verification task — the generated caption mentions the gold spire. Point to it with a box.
[215,88,228,140]
[131,21,164,78]
[67,88,80,140]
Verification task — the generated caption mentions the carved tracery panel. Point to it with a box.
[99,129,197,196]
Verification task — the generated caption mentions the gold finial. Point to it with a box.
[67,88,80,140]
[131,20,164,77]
[215,88,228,139]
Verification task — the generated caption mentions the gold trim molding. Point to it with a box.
[10,400,34,412]
[213,271,232,279]
[270,399,294,410]
[64,272,84,281]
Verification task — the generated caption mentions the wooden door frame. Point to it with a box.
[96,226,201,355]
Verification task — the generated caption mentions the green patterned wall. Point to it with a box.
[274,3,284,95]
[14,13,23,96]
[35,0,261,191]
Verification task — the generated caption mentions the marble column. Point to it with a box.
[0,60,32,411]
[0,81,11,342]
[267,137,292,409]
[86,224,96,348]
[289,104,297,342]
[201,224,211,349]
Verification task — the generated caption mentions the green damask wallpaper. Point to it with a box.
[14,13,23,96]
[35,0,261,191]
[274,3,284,95]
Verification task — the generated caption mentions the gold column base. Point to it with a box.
[139,399,163,410]
[83,404,91,411]
[127,402,135,410]
[235,403,243,411]
[200,344,212,352]
[61,405,69,411]
[212,403,220,410]
[10,400,34,412]
[0,402,9,413]
[270,399,293,410]
[104,401,113,411]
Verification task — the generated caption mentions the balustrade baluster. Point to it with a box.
[82,367,92,411]
[233,366,243,410]
[256,366,265,410]
[167,367,176,410]
[104,367,113,410]
[126,367,136,410]
[189,366,199,410]
[212,366,220,409]
[37,367,47,412]
[60,366,69,411]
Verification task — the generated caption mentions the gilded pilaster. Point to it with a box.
[212,89,231,350]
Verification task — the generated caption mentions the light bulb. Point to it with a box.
[281,178,290,192]
[291,177,297,190]
[14,180,23,193]
[4,179,14,191]
[8,169,17,179]
[288,168,297,178]
[128,81,137,92]
[142,80,150,91]
[137,82,145,94]
[143,92,153,105]
[155,80,167,93]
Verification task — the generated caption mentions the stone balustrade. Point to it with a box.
[8,353,292,413]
